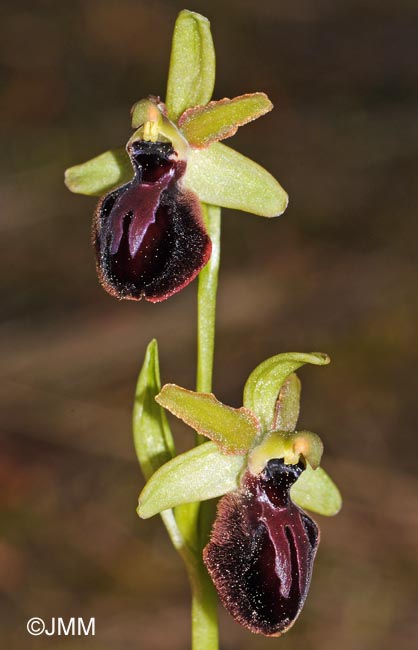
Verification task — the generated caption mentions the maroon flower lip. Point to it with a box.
[203,458,319,636]
[93,140,212,302]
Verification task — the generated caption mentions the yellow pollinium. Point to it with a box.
[142,120,160,142]
[248,430,324,475]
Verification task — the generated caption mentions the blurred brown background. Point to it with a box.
[1,0,417,648]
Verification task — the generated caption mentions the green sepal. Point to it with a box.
[178,93,273,148]
[243,352,330,432]
[165,10,215,121]
[156,384,260,454]
[64,141,288,217]
[137,441,245,519]
[64,147,132,196]
[183,142,288,217]
[274,373,301,432]
[291,464,342,516]
[133,340,175,480]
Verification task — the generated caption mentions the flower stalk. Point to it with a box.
[191,202,221,648]
[196,204,221,395]
[189,560,219,650]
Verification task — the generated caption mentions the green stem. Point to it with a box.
[163,508,218,650]
[190,203,221,650]
[190,563,219,650]
[196,204,221,394]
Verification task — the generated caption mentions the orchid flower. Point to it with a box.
[65,11,287,301]
[136,346,342,636]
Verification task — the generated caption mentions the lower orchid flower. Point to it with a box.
[204,457,319,636]
[135,345,342,636]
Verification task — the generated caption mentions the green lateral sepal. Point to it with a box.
[183,142,288,217]
[291,464,342,516]
[138,441,245,519]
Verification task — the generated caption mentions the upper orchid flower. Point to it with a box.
[64,10,288,301]
[135,345,342,636]
[92,109,212,302]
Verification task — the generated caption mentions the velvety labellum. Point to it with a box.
[93,140,211,301]
[204,459,319,636]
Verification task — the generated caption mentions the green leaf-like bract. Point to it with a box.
[179,93,273,148]
[291,464,342,516]
[184,142,288,217]
[133,342,188,552]
[138,441,245,519]
[156,384,260,454]
[165,10,216,121]
[243,352,330,432]
[133,340,175,480]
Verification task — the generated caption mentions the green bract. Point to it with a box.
[133,339,187,551]
[133,339,175,480]
[136,346,341,519]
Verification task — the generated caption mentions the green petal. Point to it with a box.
[133,340,175,480]
[138,441,244,518]
[165,10,215,121]
[183,142,288,217]
[243,352,330,432]
[291,464,342,516]
[156,384,260,454]
[274,373,301,432]
[64,148,132,196]
[179,93,273,148]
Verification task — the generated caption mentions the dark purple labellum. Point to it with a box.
[203,459,319,636]
[93,140,211,301]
